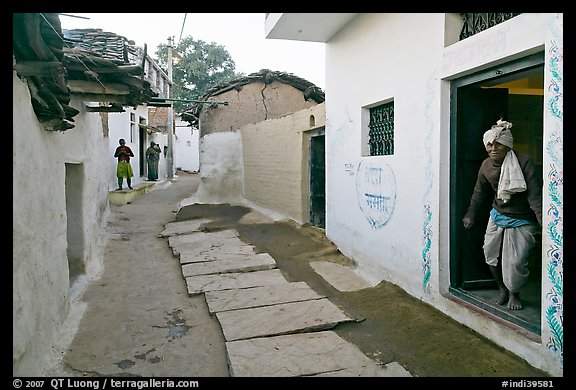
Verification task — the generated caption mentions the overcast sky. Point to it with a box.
[59,13,326,89]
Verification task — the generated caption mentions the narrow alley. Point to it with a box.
[46,171,550,378]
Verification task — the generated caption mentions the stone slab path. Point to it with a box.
[162,221,412,377]
[158,219,210,237]
[181,252,277,277]
[226,331,412,377]
[204,281,324,314]
[179,245,257,265]
[185,269,289,295]
[216,298,355,341]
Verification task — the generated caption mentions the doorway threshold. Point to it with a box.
[448,287,541,338]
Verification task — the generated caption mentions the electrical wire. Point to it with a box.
[177,13,187,46]
[40,13,108,90]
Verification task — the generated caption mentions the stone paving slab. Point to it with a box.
[170,236,251,257]
[168,229,240,248]
[226,331,411,377]
[181,253,277,277]
[205,281,325,314]
[216,298,354,341]
[185,269,289,295]
[179,247,258,265]
[310,262,374,292]
[310,361,412,377]
[158,219,210,237]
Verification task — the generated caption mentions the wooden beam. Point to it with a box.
[13,61,65,77]
[68,80,130,95]
[84,104,125,112]
[72,93,130,104]
[147,103,172,107]
[64,63,143,75]
[139,123,165,133]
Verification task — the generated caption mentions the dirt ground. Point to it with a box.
[176,200,550,377]
[47,171,550,378]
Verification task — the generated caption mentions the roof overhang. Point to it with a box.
[265,13,359,42]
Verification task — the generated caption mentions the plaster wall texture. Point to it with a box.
[323,12,562,376]
[13,73,111,376]
[194,131,244,204]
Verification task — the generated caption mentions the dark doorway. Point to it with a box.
[310,133,325,228]
[449,52,544,335]
[65,163,85,287]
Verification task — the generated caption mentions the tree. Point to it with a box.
[155,36,244,112]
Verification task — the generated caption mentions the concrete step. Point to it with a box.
[108,182,156,205]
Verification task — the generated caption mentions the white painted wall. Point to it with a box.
[193,131,244,204]
[13,72,111,375]
[174,116,199,173]
[325,12,444,291]
[324,13,562,376]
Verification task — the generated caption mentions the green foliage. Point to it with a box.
[155,36,245,112]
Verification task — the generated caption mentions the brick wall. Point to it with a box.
[241,103,325,223]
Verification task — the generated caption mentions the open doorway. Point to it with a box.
[449,52,544,335]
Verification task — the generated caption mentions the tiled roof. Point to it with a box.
[12,13,156,131]
[61,28,156,107]
[62,28,140,64]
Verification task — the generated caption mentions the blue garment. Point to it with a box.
[489,208,532,228]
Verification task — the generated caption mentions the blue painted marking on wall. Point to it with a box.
[356,160,396,229]
[421,71,437,294]
[544,13,563,363]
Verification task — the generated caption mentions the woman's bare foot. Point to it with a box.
[508,292,522,310]
[493,287,509,305]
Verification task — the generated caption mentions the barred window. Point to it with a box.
[459,13,521,40]
[368,102,394,156]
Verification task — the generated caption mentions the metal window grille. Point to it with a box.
[459,13,521,40]
[368,102,394,156]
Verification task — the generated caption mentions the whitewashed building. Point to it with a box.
[13,14,164,375]
[266,13,563,376]
[174,115,200,173]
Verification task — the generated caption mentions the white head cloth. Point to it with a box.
[483,119,514,149]
[482,120,526,202]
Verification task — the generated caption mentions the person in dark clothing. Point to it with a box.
[145,141,162,181]
[462,120,542,310]
[114,138,134,190]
